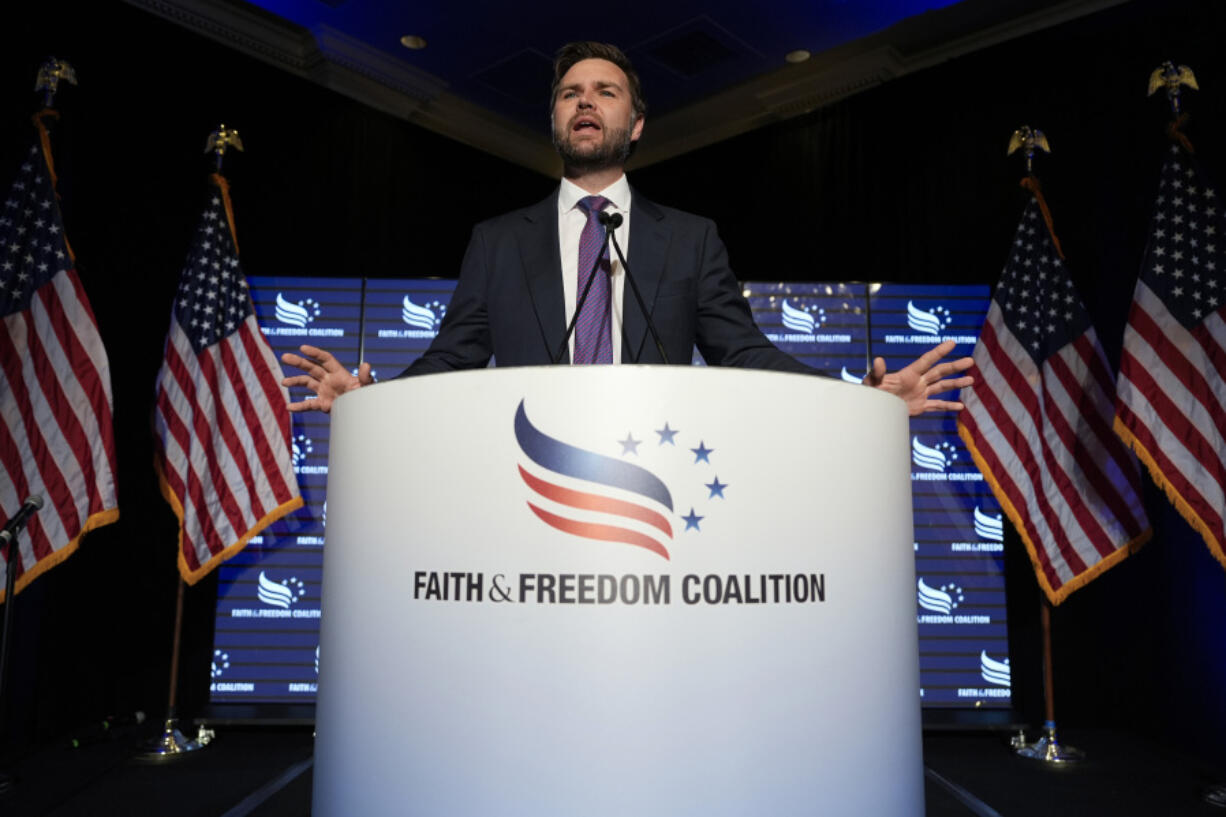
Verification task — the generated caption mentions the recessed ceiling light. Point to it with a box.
[785,49,811,64]
[400,35,427,50]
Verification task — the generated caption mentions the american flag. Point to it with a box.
[0,122,118,601]
[1115,143,1226,570]
[153,174,301,584]
[957,189,1151,604]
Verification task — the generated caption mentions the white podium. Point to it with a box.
[313,366,924,816]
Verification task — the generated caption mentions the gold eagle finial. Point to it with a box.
[1007,126,1050,175]
[1148,61,1198,115]
[34,58,78,109]
[205,125,244,172]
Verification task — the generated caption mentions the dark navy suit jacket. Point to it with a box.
[403,188,817,375]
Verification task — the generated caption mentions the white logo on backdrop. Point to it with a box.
[275,293,321,327]
[257,571,306,609]
[906,301,952,336]
[315,645,320,675]
[980,650,1011,687]
[840,367,865,384]
[912,436,958,472]
[780,299,826,333]
[292,433,312,468]
[917,578,964,614]
[402,296,446,333]
[974,506,1004,541]
[292,431,328,476]
[212,649,230,678]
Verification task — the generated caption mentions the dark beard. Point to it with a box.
[552,119,634,172]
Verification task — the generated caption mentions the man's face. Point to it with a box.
[551,58,644,172]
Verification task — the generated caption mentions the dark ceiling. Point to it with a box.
[125,0,1129,175]
[246,0,964,123]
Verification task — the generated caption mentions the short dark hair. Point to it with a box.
[551,42,647,121]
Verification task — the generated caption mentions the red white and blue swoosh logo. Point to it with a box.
[514,400,725,560]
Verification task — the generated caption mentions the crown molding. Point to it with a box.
[123,0,322,71]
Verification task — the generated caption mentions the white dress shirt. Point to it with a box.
[558,175,631,364]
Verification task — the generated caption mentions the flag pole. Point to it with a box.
[1015,598,1084,764]
[139,124,245,760]
[140,577,211,758]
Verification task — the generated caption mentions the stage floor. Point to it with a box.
[1,725,1222,815]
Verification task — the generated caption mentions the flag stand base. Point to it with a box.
[137,718,213,761]
[1014,721,1084,765]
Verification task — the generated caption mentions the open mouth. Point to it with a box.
[572,117,602,133]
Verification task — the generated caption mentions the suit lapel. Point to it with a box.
[516,191,567,363]
[623,190,670,362]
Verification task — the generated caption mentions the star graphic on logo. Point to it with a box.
[618,433,641,455]
[681,508,704,531]
[655,422,679,445]
[690,441,713,463]
[705,476,727,498]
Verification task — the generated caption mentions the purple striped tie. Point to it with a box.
[573,195,613,364]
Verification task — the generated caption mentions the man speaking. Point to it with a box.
[282,41,972,415]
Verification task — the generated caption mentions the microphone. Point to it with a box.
[601,212,670,364]
[0,495,44,550]
[553,214,616,365]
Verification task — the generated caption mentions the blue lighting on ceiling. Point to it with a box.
[243,0,967,122]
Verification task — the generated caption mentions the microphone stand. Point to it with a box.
[604,213,669,364]
[553,220,615,365]
[0,497,44,796]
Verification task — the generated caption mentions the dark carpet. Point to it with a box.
[0,723,1221,815]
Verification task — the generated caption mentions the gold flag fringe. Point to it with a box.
[957,424,1150,606]
[154,451,303,586]
[1113,417,1226,571]
[0,507,120,604]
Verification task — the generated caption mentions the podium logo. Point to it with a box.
[917,577,964,614]
[402,295,446,333]
[515,400,676,560]
[912,436,957,472]
[275,293,321,327]
[906,301,952,336]
[780,299,826,333]
[974,506,1004,541]
[257,571,306,609]
[980,650,1011,687]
